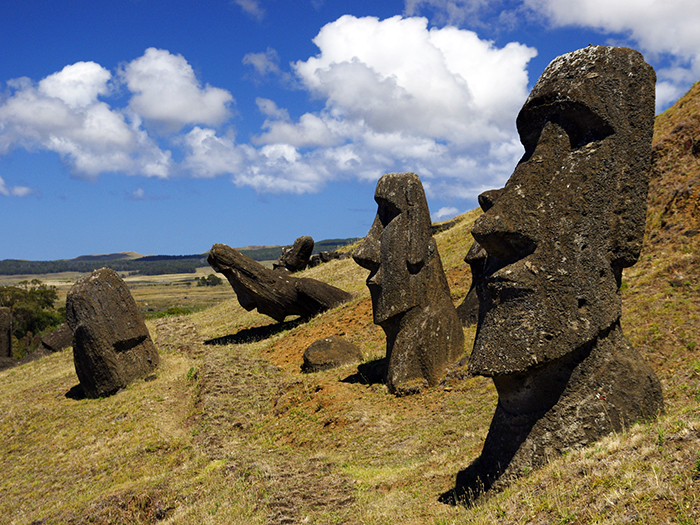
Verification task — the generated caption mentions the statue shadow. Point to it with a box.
[204,317,308,346]
[439,404,551,506]
[341,357,387,385]
[438,456,503,507]
[65,383,86,400]
[438,438,529,507]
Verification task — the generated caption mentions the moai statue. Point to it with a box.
[66,268,159,398]
[208,243,352,322]
[274,236,315,273]
[354,172,464,395]
[449,46,664,501]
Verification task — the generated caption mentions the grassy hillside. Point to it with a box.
[1,89,699,523]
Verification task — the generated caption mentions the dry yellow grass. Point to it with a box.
[2,202,697,524]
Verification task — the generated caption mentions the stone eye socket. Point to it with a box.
[517,99,615,160]
[376,198,401,227]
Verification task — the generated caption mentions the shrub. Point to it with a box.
[0,279,65,358]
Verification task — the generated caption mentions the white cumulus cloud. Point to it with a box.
[0,47,243,181]
[524,0,700,111]
[38,61,112,109]
[432,206,460,221]
[294,15,536,143]
[248,15,536,197]
[0,66,170,178]
[181,126,244,178]
[0,176,33,197]
[120,48,234,132]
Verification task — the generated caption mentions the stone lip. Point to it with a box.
[208,243,352,323]
[66,267,159,399]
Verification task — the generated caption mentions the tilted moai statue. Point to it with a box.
[354,172,464,395]
[450,46,664,500]
[66,268,159,398]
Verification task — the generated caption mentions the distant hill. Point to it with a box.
[72,251,146,262]
[0,238,361,276]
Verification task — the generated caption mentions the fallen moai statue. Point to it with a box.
[447,46,664,503]
[353,172,464,395]
[208,243,353,323]
[66,268,159,398]
[273,235,315,273]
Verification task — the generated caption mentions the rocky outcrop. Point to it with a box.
[274,236,315,273]
[208,243,353,323]
[301,336,363,373]
[0,307,11,358]
[451,46,664,501]
[307,250,351,268]
[66,268,159,398]
[353,172,464,395]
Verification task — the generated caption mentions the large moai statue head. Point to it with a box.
[449,47,664,500]
[354,172,463,395]
[471,45,655,377]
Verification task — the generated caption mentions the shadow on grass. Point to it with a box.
[439,404,543,507]
[65,383,86,400]
[439,456,492,507]
[204,317,308,346]
[341,357,387,385]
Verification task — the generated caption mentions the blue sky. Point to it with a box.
[1,0,698,260]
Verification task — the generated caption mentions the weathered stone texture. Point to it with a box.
[274,236,315,273]
[40,322,73,353]
[66,268,159,398]
[301,336,363,373]
[353,172,464,395]
[208,243,352,323]
[453,46,664,499]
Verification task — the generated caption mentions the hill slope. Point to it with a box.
[1,87,699,524]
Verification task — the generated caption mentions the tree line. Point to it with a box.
[0,238,360,277]
[0,279,64,358]
[0,255,208,276]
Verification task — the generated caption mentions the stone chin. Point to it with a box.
[469,250,621,377]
